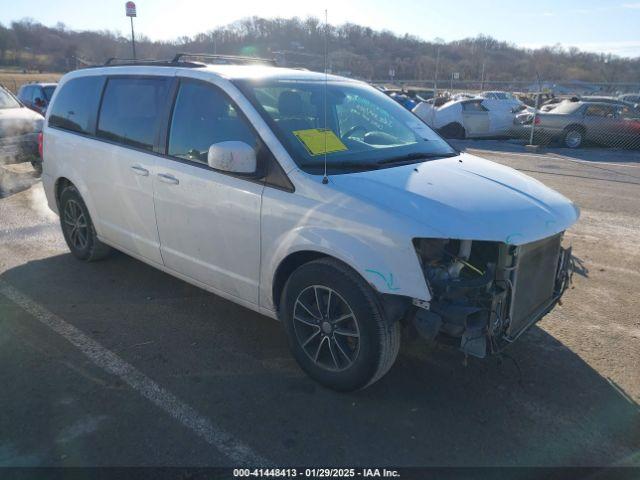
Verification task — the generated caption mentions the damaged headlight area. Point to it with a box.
[411,235,572,358]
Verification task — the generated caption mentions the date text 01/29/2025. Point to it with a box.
[233,468,401,478]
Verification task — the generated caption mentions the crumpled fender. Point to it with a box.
[260,224,430,312]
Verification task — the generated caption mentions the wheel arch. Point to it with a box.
[270,249,415,324]
[439,121,466,139]
[272,250,329,313]
[564,123,586,134]
[54,176,74,210]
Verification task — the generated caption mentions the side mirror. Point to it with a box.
[207,141,257,175]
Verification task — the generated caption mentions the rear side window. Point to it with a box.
[49,76,104,134]
[32,87,44,102]
[97,77,170,151]
[43,86,56,101]
[585,105,616,118]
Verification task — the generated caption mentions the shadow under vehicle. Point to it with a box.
[0,250,638,466]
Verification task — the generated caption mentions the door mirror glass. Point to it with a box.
[207,141,257,174]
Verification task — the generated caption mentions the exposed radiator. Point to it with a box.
[507,234,562,337]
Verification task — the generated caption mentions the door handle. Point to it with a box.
[130,165,149,176]
[157,173,180,185]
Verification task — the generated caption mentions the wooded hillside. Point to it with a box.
[1,17,638,84]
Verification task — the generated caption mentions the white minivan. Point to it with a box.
[41,55,578,391]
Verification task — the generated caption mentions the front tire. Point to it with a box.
[59,185,112,261]
[281,258,400,391]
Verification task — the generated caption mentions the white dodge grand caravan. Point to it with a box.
[42,55,578,391]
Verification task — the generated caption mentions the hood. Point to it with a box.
[0,106,43,138]
[330,152,579,245]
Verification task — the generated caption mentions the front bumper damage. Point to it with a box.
[411,235,572,358]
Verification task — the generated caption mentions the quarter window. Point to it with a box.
[97,77,170,151]
[49,76,104,134]
[168,81,257,163]
[462,101,488,112]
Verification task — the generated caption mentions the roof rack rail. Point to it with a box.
[102,57,203,68]
[171,53,277,66]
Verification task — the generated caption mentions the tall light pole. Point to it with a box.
[125,2,137,59]
[434,45,440,97]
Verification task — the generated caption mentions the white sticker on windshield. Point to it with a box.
[406,120,438,140]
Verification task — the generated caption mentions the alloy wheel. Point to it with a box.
[293,285,360,372]
[565,130,582,148]
[63,199,89,250]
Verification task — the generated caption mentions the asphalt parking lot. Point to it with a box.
[1,142,639,467]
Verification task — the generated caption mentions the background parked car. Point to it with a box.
[478,90,528,112]
[0,84,43,172]
[388,91,418,110]
[17,82,57,115]
[619,93,640,104]
[581,95,638,108]
[516,100,640,149]
[405,87,434,102]
[413,97,515,139]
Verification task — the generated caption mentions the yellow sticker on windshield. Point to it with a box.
[293,128,348,156]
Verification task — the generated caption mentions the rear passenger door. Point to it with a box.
[153,79,264,304]
[90,75,171,264]
[583,104,617,145]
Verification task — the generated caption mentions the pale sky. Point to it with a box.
[2,0,640,57]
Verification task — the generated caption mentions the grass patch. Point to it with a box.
[0,72,62,93]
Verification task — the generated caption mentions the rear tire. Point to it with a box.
[281,258,400,391]
[59,185,112,262]
[563,127,584,148]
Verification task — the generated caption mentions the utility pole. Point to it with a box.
[434,45,440,97]
[125,2,137,59]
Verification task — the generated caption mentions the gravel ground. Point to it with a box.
[0,143,638,467]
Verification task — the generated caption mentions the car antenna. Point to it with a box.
[322,8,329,185]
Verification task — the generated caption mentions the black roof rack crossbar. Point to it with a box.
[171,53,277,66]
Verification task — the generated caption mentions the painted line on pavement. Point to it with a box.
[0,278,269,466]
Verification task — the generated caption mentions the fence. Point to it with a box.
[372,78,640,150]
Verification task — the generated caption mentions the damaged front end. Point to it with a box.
[411,235,572,358]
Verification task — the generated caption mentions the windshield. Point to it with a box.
[0,88,21,109]
[483,92,515,100]
[551,101,582,114]
[235,79,456,174]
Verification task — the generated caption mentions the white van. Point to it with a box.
[41,55,578,391]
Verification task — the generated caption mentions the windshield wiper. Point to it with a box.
[304,161,383,171]
[376,152,458,166]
